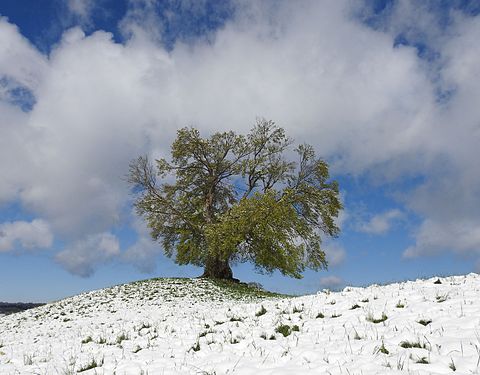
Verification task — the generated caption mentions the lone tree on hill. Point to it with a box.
[129,119,342,280]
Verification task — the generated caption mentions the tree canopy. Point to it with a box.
[129,119,342,280]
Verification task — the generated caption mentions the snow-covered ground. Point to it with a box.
[1,274,480,375]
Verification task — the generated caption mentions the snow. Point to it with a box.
[1,274,480,374]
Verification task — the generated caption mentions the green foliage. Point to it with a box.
[129,119,342,279]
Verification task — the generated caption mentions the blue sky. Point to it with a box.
[1,0,480,302]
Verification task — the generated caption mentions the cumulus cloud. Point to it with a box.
[323,243,346,267]
[356,209,404,235]
[64,0,107,29]
[319,275,344,290]
[67,0,95,20]
[55,232,120,277]
[122,215,163,273]
[0,17,48,91]
[123,236,161,273]
[1,1,480,275]
[398,14,480,259]
[403,219,480,258]
[0,219,53,252]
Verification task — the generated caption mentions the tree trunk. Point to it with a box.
[201,256,233,280]
[201,185,237,280]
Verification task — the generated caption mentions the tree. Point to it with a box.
[128,119,342,280]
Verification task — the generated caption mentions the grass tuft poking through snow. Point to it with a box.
[399,340,427,349]
[1,274,480,374]
[77,356,104,372]
[366,312,388,323]
[255,305,267,316]
[417,318,432,326]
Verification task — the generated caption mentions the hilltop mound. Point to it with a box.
[1,274,480,374]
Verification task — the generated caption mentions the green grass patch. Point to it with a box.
[417,319,432,326]
[209,279,290,300]
[275,324,292,337]
[416,357,429,364]
[366,312,388,324]
[81,336,92,344]
[78,357,104,372]
[292,305,303,313]
[399,340,426,349]
[115,332,129,345]
[378,342,389,355]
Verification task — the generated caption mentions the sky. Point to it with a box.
[1,0,480,302]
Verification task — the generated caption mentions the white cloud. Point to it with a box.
[55,232,120,277]
[0,17,48,91]
[319,275,344,290]
[0,2,480,275]
[119,0,164,42]
[403,219,480,259]
[66,0,97,27]
[356,209,404,235]
[0,219,53,252]
[323,243,346,267]
[122,215,163,273]
[122,236,161,273]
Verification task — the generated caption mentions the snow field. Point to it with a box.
[0,274,480,374]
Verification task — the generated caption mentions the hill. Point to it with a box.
[0,302,45,316]
[0,274,479,374]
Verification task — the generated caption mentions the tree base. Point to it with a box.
[201,257,237,281]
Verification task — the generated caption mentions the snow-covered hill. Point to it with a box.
[1,274,480,374]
